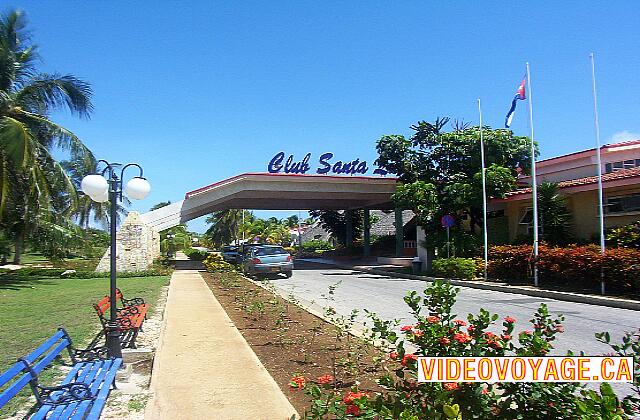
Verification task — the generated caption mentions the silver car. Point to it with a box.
[242,245,293,278]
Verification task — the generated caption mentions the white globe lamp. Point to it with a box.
[92,190,109,203]
[81,174,109,198]
[125,177,151,200]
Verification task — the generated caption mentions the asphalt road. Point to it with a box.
[269,261,639,358]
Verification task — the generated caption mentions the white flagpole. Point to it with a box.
[526,62,540,287]
[590,52,606,295]
[477,98,489,280]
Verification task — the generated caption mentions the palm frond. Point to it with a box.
[17,73,93,118]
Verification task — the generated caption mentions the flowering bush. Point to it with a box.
[202,253,236,272]
[432,257,477,279]
[297,280,638,419]
[488,244,640,293]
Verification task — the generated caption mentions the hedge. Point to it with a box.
[432,257,477,280]
[488,244,640,293]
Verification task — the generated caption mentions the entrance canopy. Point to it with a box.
[141,172,397,231]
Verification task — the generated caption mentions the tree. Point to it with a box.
[538,182,573,245]
[0,10,94,262]
[308,210,363,247]
[150,201,171,211]
[205,209,245,247]
[376,119,534,237]
[62,156,128,229]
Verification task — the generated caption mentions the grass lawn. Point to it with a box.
[0,274,170,417]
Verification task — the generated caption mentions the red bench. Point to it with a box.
[93,291,149,348]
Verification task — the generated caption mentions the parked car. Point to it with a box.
[221,245,239,263]
[241,245,293,278]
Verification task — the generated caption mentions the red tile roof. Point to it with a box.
[504,167,640,197]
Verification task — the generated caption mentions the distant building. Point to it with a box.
[489,140,640,242]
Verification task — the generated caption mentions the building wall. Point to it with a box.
[500,184,640,242]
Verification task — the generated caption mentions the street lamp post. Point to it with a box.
[81,160,151,359]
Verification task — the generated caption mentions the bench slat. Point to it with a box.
[0,362,25,389]
[23,330,66,364]
[86,358,122,420]
[69,400,93,420]
[30,339,72,375]
[0,371,31,409]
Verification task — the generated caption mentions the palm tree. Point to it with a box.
[538,182,573,245]
[205,209,244,247]
[0,10,94,262]
[62,156,128,229]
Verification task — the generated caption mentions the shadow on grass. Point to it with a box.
[0,276,57,290]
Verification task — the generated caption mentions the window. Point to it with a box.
[604,159,640,173]
[605,193,640,214]
[254,246,287,256]
[519,208,534,224]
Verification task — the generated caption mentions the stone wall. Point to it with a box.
[96,212,161,272]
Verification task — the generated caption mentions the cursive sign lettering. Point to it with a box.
[268,152,388,176]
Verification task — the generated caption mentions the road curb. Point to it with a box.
[299,259,640,311]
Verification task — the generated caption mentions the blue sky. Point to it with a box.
[8,1,640,232]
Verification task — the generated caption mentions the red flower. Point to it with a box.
[467,325,476,333]
[502,334,511,340]
[481,388,489,395]
[453,332,471,344]
[555,325,565,333]
[522,330,532,335]
[401,354,418,366]
[289,375,305,389]
[443,382,460,391]
[488,340,503,349]
[453,319,467,326]
[427,315,440,323]
[439,337,451,345]
[317,374,334,385]
[413,330,423,338]
[400,325,413,332]
[343,391,367,404]
[389,351,398,360]
[504,316,516,324]
[484,331,496,339]
[345,404,361,416]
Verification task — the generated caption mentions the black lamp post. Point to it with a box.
[81,160,151,359]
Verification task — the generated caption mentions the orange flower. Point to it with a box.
[343,391,367,404]
[453,332,471,343]
[316,374,334,385]
[504,316,516,324]
[439,337,451,345]
[289,375,305,389]
[401,354,418,366]
[389,351,398,360]
[443,382,460,391]
[453,319,467,326]
[413,330,423,338]
[400,325,413,332]
[427,315,440,323]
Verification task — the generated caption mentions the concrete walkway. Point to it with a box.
[145,263,298,419]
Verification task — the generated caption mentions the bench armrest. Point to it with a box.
[72,345,109,361]
[121,297,146,306]
[117,306,140,316]
[38,382,94,405]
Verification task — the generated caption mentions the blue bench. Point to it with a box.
[0,328,122,419]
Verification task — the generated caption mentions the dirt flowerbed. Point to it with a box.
[201,270,389,415]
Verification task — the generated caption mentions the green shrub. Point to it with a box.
[202,253,235,273]
[183,248,208,260]
[0,267,170,278]
[302,239,333,252]
[432,257,477,279]
[607,220,640,249]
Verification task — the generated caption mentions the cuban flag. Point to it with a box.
[505,78,526,128]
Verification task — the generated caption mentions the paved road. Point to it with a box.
[270,262,639,358]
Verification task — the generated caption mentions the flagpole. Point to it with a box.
[526,62,539,287]
[590,52,606,295]
[477,98,489,280]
